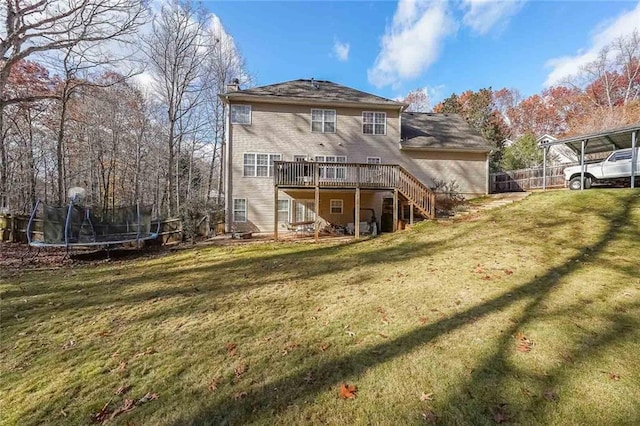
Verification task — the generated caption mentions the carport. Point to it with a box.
[539,123,640,190]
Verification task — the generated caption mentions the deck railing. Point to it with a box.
[274,161,435,218]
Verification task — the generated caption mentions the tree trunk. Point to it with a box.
[56,93,68,205]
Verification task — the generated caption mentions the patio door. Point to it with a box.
[293,199,316,222]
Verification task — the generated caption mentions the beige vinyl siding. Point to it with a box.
[229,101,488,232]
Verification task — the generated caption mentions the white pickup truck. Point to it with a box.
[564,148,640,190]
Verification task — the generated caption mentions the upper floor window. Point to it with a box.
[231,105,251,124]
[244,153,281,177]
[363,112,386,135]
[315,155,347,180]
[311,109,336,133]
[367,157,381,164]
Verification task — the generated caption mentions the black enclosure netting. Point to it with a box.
[40,204,154,245]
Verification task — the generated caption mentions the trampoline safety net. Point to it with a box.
[30,202,156,247]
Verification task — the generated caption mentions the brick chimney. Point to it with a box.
[226,78,240,93]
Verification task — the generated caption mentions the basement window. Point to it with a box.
[330,199,343,214]
[233,199,247,222]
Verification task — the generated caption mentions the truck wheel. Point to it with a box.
[569,177,591,190]
[569,177,582,190]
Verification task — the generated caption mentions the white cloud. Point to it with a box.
[461,0,526,35]
[368,0,456,88]
[333,38,350,62]
[544,1,640,87]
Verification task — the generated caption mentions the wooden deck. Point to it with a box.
[273,161,436,241]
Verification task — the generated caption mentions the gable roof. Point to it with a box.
[400,112,493,152]
[223,79,404,109]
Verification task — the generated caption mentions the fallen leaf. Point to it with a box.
[110,399,135,420]
[504,269,514,275]
[98,331,110,338]
[420,392,434,402]
[90,400,113,424]
[233,391,248,400]
[419,316,428,324]
[515,332,533,353]
[225,343,237,357]
[59,409,67,418]
[115,384,132,395]
[543,389,558,402]
[137,392,159,404]
[62,339,76,350]
[346,331,355,337]
[609,372,620,381]
[482,275,492,281]
[422,409,437,423]
[319,343,331,352]
[114,361,127,373]
[234,363,247,379]
[208,377,220,391]
[491,404,510,423]
[379,333,389,339]
[133,347,155,359]
[339,383,357,399]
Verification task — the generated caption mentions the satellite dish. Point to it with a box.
[68,187,86,204]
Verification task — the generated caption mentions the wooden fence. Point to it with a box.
[490,164,572,193]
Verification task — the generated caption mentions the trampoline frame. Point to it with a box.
[27,199,160,249]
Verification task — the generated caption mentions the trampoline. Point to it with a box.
[27,199,159,249]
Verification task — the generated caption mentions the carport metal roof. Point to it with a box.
[539,122,640,154]
[538,122,639,190]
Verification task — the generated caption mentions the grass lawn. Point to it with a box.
[1,190,639,425]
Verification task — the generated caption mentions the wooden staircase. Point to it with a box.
[397,166,436,219]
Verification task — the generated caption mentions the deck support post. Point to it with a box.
[314,185,320,242]
[409,202,414,225]
[355,187,360,239]
[632,130,637,189]
[580,139,586,190]
[393,189,398,232]
[274,186,279,241]
[542,146,548,191]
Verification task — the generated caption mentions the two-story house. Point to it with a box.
[220,79,492,238]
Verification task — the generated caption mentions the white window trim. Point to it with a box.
[233,198,247,223]
[310,109,336,133]
[330,199,343,214]
[315,155,347,180]
[277,199,290,222]
[362,111,387,135]
[231,104,252,125]
[367,157,381,164]
[243,153,281,177]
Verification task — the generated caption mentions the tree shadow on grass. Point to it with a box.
[169,192,640,425]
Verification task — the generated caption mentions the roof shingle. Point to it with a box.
[225,79,404,107]
[401,112,493,152]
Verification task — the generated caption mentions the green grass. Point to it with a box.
[1,190,640,425]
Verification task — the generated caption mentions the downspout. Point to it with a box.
[223,96,233,233]
[632,130,637,189]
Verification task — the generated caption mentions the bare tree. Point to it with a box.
[0,0,146,207]
[143,0,212,216]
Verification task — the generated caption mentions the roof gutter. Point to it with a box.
[399,145,492,153]
[222,93,406,110]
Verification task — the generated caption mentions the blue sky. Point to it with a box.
[206,1,640,104]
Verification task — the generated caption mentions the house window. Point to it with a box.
[367,157,381,164]
[231,105,251,124]
[294,155,308,162]
[233,199,247,222]
[311,109,336,133]
[277,199,290,222]
[243,153,281,177]
[315,155,347,180]
[330,199,343,214]
[363,112,386,135]
[293,200,316,222]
